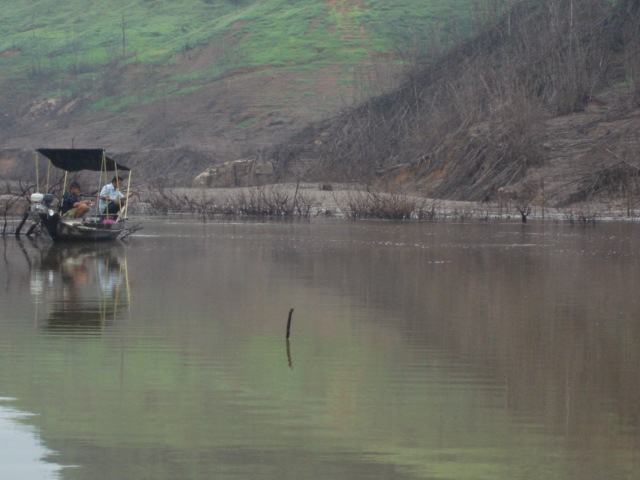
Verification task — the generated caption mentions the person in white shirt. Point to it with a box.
[99,176,138,215]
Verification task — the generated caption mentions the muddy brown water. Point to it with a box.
[1,218,640,480]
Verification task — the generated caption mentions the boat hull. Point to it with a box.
[35,211,125,242]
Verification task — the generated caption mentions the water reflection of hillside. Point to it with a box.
[30,243,129,334]
[267,222,640,443]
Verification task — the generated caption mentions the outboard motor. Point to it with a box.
[30,193,56,215]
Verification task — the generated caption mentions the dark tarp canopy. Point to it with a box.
[36,148,131,172]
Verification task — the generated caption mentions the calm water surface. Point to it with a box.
[1,218,640,480]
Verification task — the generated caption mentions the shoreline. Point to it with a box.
[2,182,639,225]
[135,183,640,223]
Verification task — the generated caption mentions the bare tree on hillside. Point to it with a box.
[269,0,634,203]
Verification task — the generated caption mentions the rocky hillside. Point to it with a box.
[268,0,640,206]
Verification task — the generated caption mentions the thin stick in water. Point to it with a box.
[286,308,294,340]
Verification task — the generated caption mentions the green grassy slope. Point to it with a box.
[0,0,480,113]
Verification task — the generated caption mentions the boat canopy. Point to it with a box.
[36,148,130,172]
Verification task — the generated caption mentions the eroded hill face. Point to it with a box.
[0,0,447,168]
[3,61,351,154]
[267,0,640,206]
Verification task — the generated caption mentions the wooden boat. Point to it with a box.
[32,201,128,241]
[29,148,140,242]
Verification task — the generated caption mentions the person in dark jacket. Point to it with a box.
[60,182,92,219]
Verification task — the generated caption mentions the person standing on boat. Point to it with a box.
[99,176,138,215]
[60,181,92,219]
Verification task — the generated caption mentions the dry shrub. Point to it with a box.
[233,186,291,216]
[338,189,430,220]
[562,141,640,214]
[0,180,37,235]
[568,163,639,202]
[414,199,443,221]
[562,209,599,225]
[143,184,318,217]
[144,183,201,214]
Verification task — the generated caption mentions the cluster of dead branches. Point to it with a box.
[569,162,639,199]
[338,189,431,220]
[0,180,34,235]
[566,163,639,216]
[143,184,318,217]
[563,209,600,226]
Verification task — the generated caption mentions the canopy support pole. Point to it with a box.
[102,151,109,220]
[123,173,132,219]
[46,161,51,193]
[35,151,39,193]
[114,163,120,220]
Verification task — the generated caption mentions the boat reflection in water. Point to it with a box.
[29,243,129,334]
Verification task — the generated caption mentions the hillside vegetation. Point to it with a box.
[269,0,640,206]
[3,0,639,209]
[0,0,482,161]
